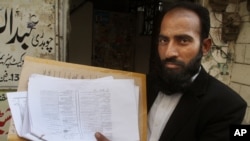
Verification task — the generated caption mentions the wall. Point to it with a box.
[68,2,93,65]
[230,1,250,124]
[202,0,250,124]
[134,36,151,74]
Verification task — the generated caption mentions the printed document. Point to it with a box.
[7,74,140,141]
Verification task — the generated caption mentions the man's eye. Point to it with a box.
[181,39,188,43]
[159,39,165,43]
[179,38,190,44]
[158,38,168,44]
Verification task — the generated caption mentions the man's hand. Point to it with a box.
[95,132,110,141]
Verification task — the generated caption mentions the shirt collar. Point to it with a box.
[191,66,201,82]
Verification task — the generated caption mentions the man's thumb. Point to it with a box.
[95,132,110,141]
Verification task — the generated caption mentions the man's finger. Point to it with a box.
[95,132,110,141]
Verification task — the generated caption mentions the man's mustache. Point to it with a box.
[161,58,185,67]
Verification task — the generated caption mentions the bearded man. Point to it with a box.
[95,1,247,141]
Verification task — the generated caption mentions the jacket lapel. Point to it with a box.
[159,90,200,140]
[159,67,209,140]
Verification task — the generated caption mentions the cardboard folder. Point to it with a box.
[7,56,147,141]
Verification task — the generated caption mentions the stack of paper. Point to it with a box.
[7,74,140,141]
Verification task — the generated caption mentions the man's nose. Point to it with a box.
[164,41,178,58]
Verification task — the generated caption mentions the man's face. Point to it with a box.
[156,8,206,93]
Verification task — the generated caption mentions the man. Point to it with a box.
[95,1,247,141]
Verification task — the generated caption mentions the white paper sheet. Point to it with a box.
[7,91,27,136]
[7,91,44,141]
[25,74,140,141]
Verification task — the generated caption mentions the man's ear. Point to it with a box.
[202,38,212,55]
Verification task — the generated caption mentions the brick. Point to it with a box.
[237,23,250,43]
[202,58,215,72]
[210,12,222,28]
[229,82,241,93]
[210,28,228,46]
[226,3,237,12]
[231,63,250,85]
[240,85,250,106]
[239,1,249,21]
[242,107,250,124]
[211,46,228,63]
[245,44,250,64]
[234,44,246,63]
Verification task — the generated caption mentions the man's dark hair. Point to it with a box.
[157,1,210,40]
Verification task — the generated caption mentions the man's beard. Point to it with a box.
[155,48,203,95]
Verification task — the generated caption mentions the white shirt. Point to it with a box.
[147,92,182,141]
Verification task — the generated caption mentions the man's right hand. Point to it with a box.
[95,132,110,141]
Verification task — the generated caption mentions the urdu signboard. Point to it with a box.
[0,0,68,89]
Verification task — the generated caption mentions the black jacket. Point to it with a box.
[147,67,247,141]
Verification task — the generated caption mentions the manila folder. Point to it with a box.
[7,56,147,141]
